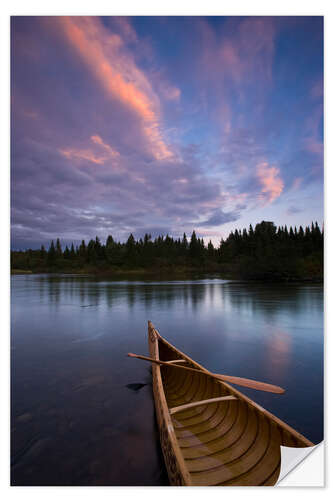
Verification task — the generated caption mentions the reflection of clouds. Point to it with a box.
[270,330,291,354]
[264,327,292,380]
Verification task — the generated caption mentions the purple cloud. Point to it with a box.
[11,16,323,249]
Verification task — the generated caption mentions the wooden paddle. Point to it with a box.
[128,352,285,394]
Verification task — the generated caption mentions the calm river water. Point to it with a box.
[11,274,323,485]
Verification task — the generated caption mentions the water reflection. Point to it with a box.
[11,275,323,486]
[264,328,292,380]
[29,276,323,317]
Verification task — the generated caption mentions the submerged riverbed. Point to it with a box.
[11,275,323,485]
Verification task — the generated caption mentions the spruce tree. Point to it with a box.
[47,240,56,265]
[55,238,62,258]
[40,244,46,259]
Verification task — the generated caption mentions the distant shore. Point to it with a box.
[11,222,323,284]
[10,266,323,283]
[11,269,33,274]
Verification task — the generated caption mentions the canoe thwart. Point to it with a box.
[127,352,285,394]
[166,359,187,364]
[169,395,237,415]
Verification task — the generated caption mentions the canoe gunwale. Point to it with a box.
[148,322,192,485]
[147,320,314,487]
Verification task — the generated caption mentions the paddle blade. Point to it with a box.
[214,373,285,394]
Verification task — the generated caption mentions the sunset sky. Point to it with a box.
[11,16,323,249]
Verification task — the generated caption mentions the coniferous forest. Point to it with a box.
[11,221,323,281]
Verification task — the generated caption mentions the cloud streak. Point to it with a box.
[57,16,172,161]
[256,162,284,204]
[59,135,120,165]
[11,16,323,249]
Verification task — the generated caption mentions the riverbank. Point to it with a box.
[10,266,323,282]
[11,269,33,274]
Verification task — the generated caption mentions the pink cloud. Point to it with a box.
[291,177,303,191]
[237,17,275,80]
[59,148,105,165]
[311,79,323,99]
[201,17,276,86]
[111,17,138,43]
[193,17,277,137]
[56,17,172,161]
[304,103,323,138]
[160,83,181,101]
[22,109,39,119]
[91,135,120,158]
[218,42,244,86]
[303,137,323,155]
[193,229,221,238]
[59,135,120,165]
[256,161,284,204]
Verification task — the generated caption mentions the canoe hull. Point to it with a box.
[148,321,313,486]
[148,323,190,485]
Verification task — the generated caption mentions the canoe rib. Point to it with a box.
[148,321,314,486]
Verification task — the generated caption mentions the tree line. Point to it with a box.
[11,221,323,280]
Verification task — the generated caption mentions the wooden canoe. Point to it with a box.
[147,321,314,486]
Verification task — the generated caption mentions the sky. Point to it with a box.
[11,16,323,250]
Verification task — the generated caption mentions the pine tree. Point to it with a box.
[63,245,70,259]
[55,238,62,258]
[47,240,56,265]
[126,233,137,265]
[106,235,114,248]
[143,233,151,246]
[40,244,47,260]
[79,240,86,260]
[207,240,215,258]
[189,230,198,259]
